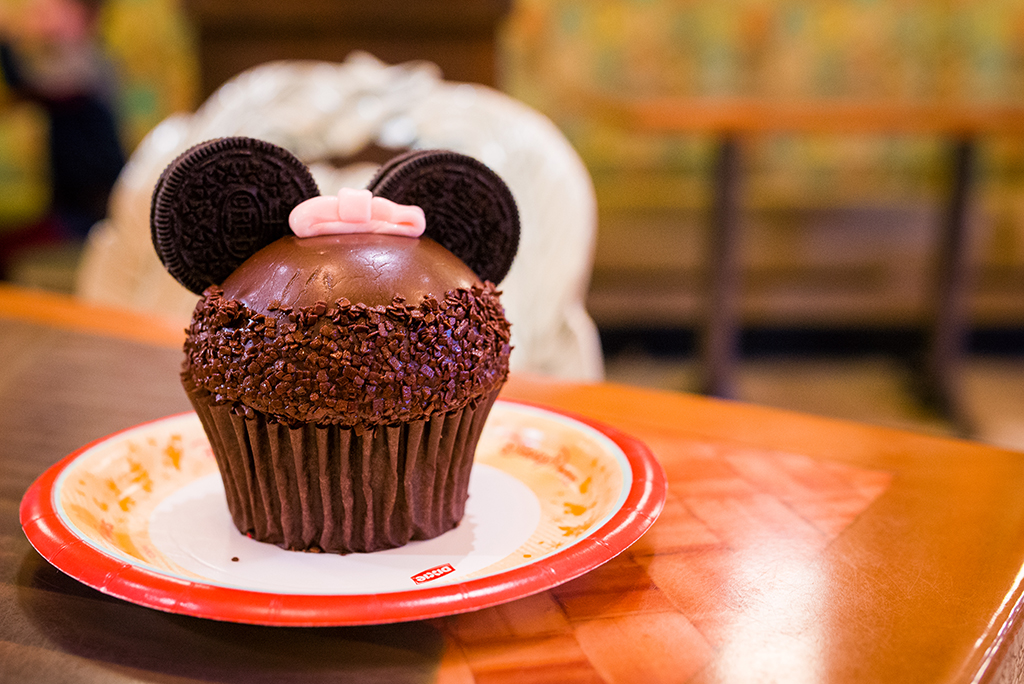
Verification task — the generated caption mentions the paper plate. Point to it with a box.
[21,400,665,626]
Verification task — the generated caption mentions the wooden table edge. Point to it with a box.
[0,283,185,349]
[569,93,1024,136]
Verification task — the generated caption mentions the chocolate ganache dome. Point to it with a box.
[221,234,479,312]
[183,233,511,428]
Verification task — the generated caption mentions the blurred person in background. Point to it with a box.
[0,0,124,266]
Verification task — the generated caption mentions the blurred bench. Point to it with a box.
[587,95,1024,434]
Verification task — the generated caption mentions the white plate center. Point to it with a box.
[148,464,541,594]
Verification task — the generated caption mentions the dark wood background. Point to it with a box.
[183,0,513,98]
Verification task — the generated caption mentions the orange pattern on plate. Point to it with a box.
[54,405,630,583]
[57,415,217,575]
[470,405,626,578]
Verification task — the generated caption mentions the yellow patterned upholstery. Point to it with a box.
[501,0,1024,232]
[0,0,198,228]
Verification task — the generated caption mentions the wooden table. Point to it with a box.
[3,282,1024,683]
[582,95,1024,436]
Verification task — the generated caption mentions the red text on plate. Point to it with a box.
[412,563,455,584]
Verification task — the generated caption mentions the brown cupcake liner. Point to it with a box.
[183,376,499,554]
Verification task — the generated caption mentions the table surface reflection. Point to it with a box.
[2,282,1024,683]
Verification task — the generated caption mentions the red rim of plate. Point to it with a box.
[19,399,666,627]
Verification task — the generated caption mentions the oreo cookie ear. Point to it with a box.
[151,137,320,295]
[367,150,520,285]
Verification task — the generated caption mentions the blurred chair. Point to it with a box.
[76,52,604,381]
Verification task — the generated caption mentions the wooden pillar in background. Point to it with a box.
[182,0,513,98]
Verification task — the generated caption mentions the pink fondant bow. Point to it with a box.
[289,188,426,238]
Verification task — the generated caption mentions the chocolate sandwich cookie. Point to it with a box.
[151,137,319,295]
[367,149,520,285]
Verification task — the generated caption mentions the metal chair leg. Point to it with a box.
[700,136,743,399]
[914,136,977,436]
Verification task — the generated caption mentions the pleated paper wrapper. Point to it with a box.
[184,378,500,554]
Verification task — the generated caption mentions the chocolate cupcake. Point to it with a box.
[152,138,518,553]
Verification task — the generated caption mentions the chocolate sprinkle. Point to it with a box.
[183,284,511,428]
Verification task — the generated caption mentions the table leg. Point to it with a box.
[699,136,742,399]
[915,136,977,435]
